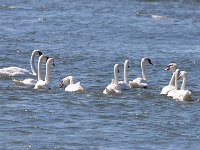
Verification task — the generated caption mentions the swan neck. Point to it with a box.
[181,77,186,90]
[124,62,128,83]
[114,67,118,84]
[37,55,44,81]
[45,60,51,82]
[141,61,147,80]
[69,76,74,85]
[30,51,37,75]
[175,70,179,90]
[168,72,175,86]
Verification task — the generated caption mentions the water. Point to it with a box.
[0,0,200,149]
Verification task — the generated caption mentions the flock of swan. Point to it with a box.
[0,50,192,101]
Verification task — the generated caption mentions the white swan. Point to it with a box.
[34,56,55,90]
[160,63,177,95]
[118,60,130,90]
[172,71,192,101]
[167,69,180,97]
[0,49,42,77]
[60,76,84,93]
[103,64,121,94]
[129,57,153,88]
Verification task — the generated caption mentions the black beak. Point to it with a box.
[38,51,42,56]
[165,66,170,70]
[52,62,55,66]
[59,81,64,88]
[46,56,49,62]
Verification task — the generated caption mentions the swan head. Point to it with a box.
[32,49,42,56]
[114,64,119,73]
[46,57,55,66]
[124,60,129,68]
[178,71,186,80]
[142,57,153,65]
[165,63,177,72]
[59,76,73,88]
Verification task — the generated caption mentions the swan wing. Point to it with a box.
[34,80,49,90]
[160,85,175,95]
[129,77,148,88]
[65,83,84,93]
[103,83,121,94]
[13,78,37,86]
[173,90,192,101]
[0,67,30,77]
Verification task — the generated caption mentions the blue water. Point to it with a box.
[0,0,200,149]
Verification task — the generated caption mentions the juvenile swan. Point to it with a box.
[103,64,121,94]
[118,60,130,90]
[160,63,177,95]
[129,57,153,88]
[0,49,42,77]
[173,71,192,101]
[34,56,55,90]
[60,76,84,93]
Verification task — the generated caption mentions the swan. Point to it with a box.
[0,49,42,77]
[160,63,177,95]
[118,60,130,90]
[34,56,55,90]
[129,57,153,88]
[167,69,180,97]
[60,76,84,93]
[103,64,122,94]
[172,71,192,101]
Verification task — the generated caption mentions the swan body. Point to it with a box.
[118,60,130,90]
[103,64,122,94]
[60,76,84,93]
[129,57,153,88]
[34,56,55,90]
[172,71,192,101]
[167,69,180,97]
[12,78,37,86]
[0,49,42,77]
[160,63,177,95]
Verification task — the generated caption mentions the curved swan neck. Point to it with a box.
[114,64,119,84]
[168,72,175,86]
[69,76,74,84]
[30,50,38,76]
[175,69,179,90]
[37,55,45,81]
[45,58,53,82]
[141,60,147,80]
[124,60,129,83]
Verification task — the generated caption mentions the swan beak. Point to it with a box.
[59,81,64,88]
[52,63,55,66]
[38,51,42,56]
[165,66,170,70]
[178,76,181,80]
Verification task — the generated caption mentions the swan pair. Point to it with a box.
[0,49,42,77]
[161,63,192,101]
[34,55,55,90]
[103,57,153,94]
[60,76,84,93]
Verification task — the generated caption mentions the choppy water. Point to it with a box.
[0,0,200,149]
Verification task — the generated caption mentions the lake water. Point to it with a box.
[0,0,200,149]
